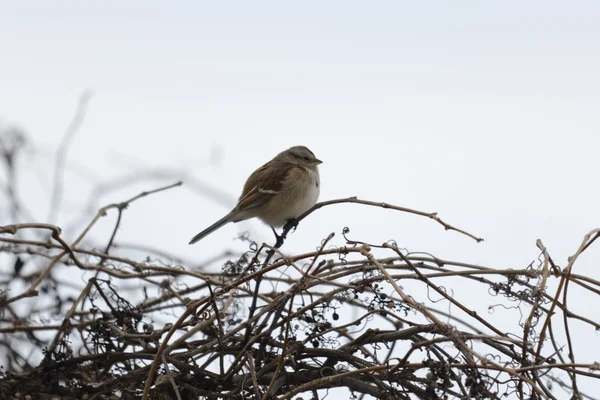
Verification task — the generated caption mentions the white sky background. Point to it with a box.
[1,1,599,398]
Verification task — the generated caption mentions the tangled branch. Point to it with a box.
[1,117,599,400]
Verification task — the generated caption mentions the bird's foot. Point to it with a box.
[283,218,299,233]
[271,219,299,248]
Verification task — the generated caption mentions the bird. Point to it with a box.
[189,145,322,244]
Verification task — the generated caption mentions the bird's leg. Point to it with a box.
[283,218,299,234]
[271,218,299,248]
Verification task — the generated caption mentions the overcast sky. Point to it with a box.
[1,2,599,398]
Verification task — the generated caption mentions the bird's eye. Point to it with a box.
[303,156,310,160]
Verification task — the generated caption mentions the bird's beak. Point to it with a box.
[312,159,323,166]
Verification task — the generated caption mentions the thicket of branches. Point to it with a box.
[1,103,599,400]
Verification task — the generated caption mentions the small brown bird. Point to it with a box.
[189,146,322,244]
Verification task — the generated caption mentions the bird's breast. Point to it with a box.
[258,167,320,227]
[284,167,319,216]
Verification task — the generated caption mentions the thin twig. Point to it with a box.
[48,91,92,224]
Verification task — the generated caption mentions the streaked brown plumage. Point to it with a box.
[189,146,322,244]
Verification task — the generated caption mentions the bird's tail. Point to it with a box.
[188,212,235,244]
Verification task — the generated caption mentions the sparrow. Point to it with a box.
[189,146,322,244]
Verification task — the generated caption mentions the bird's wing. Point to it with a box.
[235,160,293,212]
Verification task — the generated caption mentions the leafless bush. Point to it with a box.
[1,105,599,400]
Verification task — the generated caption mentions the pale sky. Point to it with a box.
[1,2,599,398]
